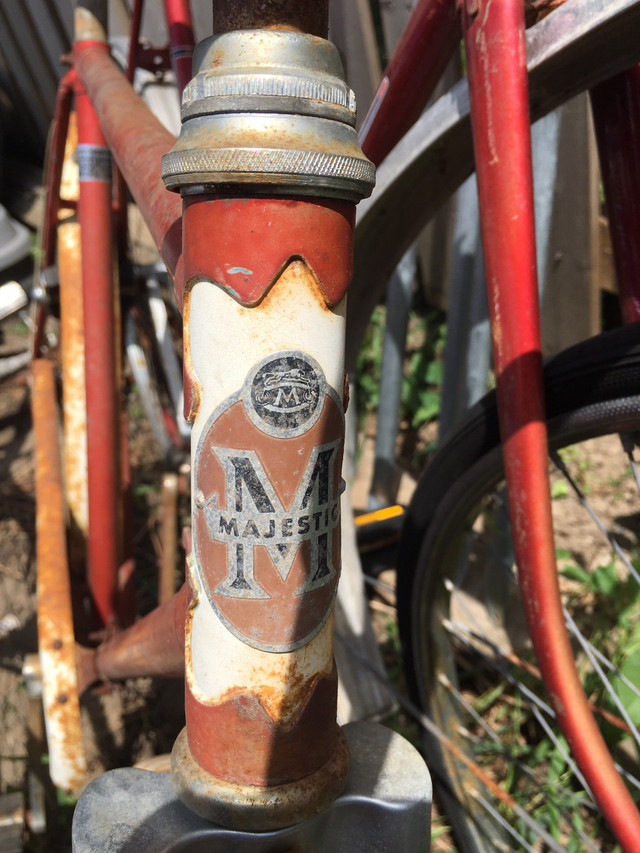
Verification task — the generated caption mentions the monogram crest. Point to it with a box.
[192,352,344,652]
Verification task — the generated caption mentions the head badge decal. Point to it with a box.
[193,351,344,652]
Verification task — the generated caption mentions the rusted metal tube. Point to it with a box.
[59,220,88,569]
[163,27,374,831]
[58,112,88,571]
[179,224,350,830]
[211,0,329,37]
[32,70,75,359]
[92,583,187,683]
[33,359,87,792]
[75,64,120,630]
[73,41,184,304]
[463,1,640,848]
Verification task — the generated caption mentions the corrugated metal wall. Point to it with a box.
[0,1,213,164]
[0,0,73,160]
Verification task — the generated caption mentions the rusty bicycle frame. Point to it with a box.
[31,0,640,849]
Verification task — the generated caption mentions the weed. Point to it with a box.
[355,298,446,467]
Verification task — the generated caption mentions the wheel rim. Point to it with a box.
[412,413,640,851]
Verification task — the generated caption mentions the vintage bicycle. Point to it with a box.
[28,0,640,850]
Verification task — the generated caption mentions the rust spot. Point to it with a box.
[211,0,329,37]
[33,359,87,791]
[342,372,350,413]
[181,278,203,424]
[185,667,340,786]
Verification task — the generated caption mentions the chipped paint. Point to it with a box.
[59,222,88,553]
[33,360,87,793]
[180,255,348,816]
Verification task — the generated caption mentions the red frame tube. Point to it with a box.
[32,71,76,358]
[75,64,120,630]
[464,1,640,847]
[590,64,640,325]
[42,72,76,269]
[73,44,184,304]
[359,0,460,167]
[164,0,195,95]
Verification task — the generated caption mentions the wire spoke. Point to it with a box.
[439,671,594,812]
[474,794,537,853]
[335,630,574,848]
[443,617,596,800]
[551,449,640,586]
[620,433,640,494]
[563,607,640,752]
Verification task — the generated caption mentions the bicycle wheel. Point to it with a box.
[397,323,640,852]
[125,281,189,465]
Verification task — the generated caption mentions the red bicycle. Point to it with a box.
[29,0,640,850]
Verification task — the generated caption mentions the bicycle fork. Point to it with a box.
[463,0,640,847]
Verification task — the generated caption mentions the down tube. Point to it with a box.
[463,0,640,847]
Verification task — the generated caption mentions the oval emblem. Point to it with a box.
[192,351,344,652]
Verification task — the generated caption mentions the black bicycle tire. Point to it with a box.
[397,322,640,851]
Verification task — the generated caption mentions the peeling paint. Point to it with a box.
[33,360,87,793]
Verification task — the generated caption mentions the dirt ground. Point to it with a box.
[0,331,638,851]
[0,322,186,851]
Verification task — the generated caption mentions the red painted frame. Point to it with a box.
[461,2,640,847]
[35,0,640,843]
[362,0,640,843]
[37,4,191,630]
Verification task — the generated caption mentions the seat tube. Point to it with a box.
[162,5,375,831]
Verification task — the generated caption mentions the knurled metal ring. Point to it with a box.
[162,147,375,200]
[183,72,357,125]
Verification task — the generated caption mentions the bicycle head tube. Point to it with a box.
[162,24,374,830]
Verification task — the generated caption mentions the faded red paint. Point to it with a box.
[464,1,640,847]
[185,668,339,786]
[359,0,460,167]
[164,0,195,94]
[182,198,355,307]
[73,43,184,306]
[75,77,120,630]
